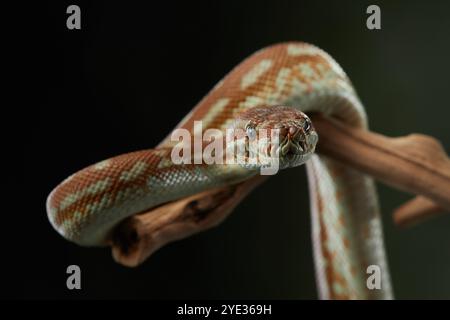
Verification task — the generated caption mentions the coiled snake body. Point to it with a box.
[47,42,392,299]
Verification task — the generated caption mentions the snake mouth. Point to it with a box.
[279,138,306,157]
[273,137,310,168]
[285,151,299,161]
[243,137,307,157]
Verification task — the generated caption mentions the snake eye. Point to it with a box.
[245,122,257,140]
[246,126,256,140]
[303,118,311,132]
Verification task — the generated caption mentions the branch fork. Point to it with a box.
[110,114,450,267]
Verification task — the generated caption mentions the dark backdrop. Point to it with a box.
[13,0,450,299]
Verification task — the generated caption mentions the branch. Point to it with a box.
[111,175,268,267]
[110,113,450,267]
[311,114,450,221]
[393,195,443,227]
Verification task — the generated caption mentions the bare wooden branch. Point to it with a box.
[393,195,444,227]
[311,114,450,218]
[110,113,450,267]
[111,175,268,267]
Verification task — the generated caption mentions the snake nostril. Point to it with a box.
[288,126,299,139]
[278,127,288,139]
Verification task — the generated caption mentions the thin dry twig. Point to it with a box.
[393,195,443,227]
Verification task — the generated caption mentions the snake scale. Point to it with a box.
[47,42,393,299]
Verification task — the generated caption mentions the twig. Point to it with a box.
[110,113,450,267]
[393,195,444,227]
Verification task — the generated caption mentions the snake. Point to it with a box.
[46,42,393,299]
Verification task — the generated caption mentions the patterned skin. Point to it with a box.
[47,42,392,299]
[231,106,318,170]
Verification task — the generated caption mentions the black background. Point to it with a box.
[10,0,450,299]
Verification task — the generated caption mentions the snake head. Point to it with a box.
[230,105,318,170]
